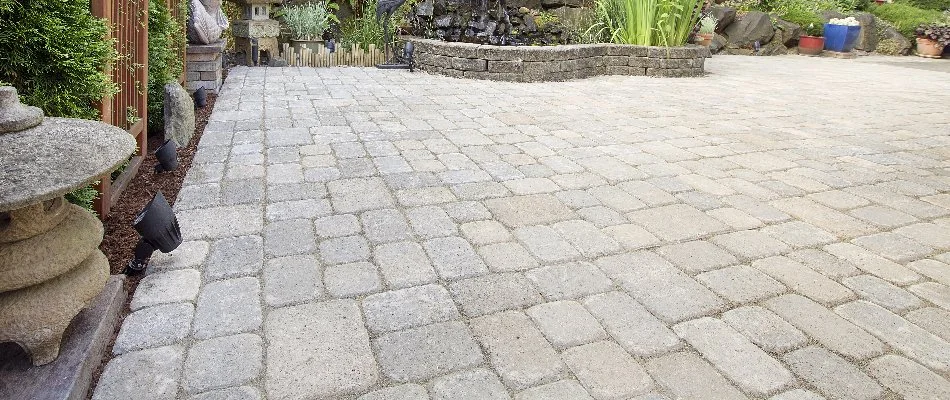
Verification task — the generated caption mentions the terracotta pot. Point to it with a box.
[799,35,825,56]
[916,38,945,58]
[698,33,714,46]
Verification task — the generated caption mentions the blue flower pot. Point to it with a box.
[823,24,862,52]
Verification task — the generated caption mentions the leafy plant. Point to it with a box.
[777,0,826,36]
[872,2,947,38]
[340,0,396,50]
[915,22,950,45]
[0,0,116,120]
[875,37,905,53]
[699,15,718,34]
[589,0,703,46]
[64,184,100,216]
[147,0,186,134]
[279,1,339,40]
[534,11,561,30]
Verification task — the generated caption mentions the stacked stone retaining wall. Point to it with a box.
[408,38,711,82]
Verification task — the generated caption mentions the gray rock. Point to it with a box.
[724,11,775,49]
[710,33,729,54]
[708,6,736,33]
[881,25,912,55]
[853,12,878,51]
[164,82,195,146]
[774,19,802,47]
[268,57,288,67]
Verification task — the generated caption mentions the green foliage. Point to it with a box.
[279,1,340,40]
[589,0,704,46]
[534,11,561,30]
[872,2,947,38]
[875,37,904,53]
[65,184,100,216]
[340,0,396,50]
[147,0,187,134]
[780,8,825,35]
[899,0,950,11]
[0,0,115,120]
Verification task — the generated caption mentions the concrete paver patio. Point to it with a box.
[94,55,950,399]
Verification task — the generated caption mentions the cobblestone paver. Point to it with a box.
[95,55,950,399]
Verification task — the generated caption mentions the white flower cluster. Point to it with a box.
[829,17,861,26]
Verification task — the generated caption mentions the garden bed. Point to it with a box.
[408,37,711,82]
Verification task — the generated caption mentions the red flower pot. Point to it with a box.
[799,35,825,56]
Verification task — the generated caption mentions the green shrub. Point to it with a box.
[872,2,946,38]
[899,0,950,11]
[778,3,826,36]
[0,0,115,120]
[147,0,186,134]
[64,185,100,216]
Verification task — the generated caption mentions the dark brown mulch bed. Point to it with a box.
[86,91,218,398]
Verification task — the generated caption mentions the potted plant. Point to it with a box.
[279,1,339,51]
[696,15,718,46]
[915,24,950,58]
[823,17,862,53]
[799,23,825,56]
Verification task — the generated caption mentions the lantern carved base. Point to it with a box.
[0,201,109,366]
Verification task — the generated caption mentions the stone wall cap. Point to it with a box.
[0,118,136,212]
[187,40,228,54]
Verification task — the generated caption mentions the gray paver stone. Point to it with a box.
[205,235,264,280]
[449,273,543,317]
[190,386,262,400]
[92,345,183,400]
[645,352,747,400]
[429,368,511,400]
[526,300,608,349]
[673,317,796,397]
[841,274,924,313]
[357,384,429,400]
[424,236,489,280]
[375,321,484,382]
[696,266,786,304]
[375,241,438,289]
[477,242,541,272]
[319,235,371,264]
[656,240,739,274]
[596,252,726,323]
[263,219,316,257]
[764,294,884,360]
[583,292,681,356]
[866,355,950,400]
[193,277,262,339]
[835,300,950,373]
[265,300,379,399]
[525,262,614,300]
[562,341,654,400]
[721,306,808,354]
[113,303,194,355]
[514,380,593,400]
[783,346,882,400]
[263,255,323,307]
[362,284,460,333]
[324,261,382,298]
[130,269,201,311]
[753,256,854,306]
[470,310,566,390]
[183,333,264,394]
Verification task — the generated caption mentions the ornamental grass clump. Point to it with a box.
[589,0,704,46]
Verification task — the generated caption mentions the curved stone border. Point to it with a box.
[408,37,711,82]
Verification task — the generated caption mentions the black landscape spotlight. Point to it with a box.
[126,191,182,274]
[154,139,179,173]
[194,87,207,108]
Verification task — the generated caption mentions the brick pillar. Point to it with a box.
[186,40,226,93]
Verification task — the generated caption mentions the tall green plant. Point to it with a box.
[340,0,396,50]
[279,1,339,40]
[147,0,186,134]
[589,0,702,46]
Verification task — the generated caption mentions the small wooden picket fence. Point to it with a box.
[280,42,386,67]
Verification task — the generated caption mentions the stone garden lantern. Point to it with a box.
[232,0,283,65]
[0,87,135,365]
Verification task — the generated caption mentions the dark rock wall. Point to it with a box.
[409,0,585,45]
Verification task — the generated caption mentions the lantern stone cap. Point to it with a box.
[0,87,43,134]
[0,87,137,212]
